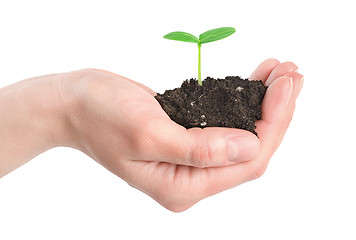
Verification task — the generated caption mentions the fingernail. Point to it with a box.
[285,77,294,104]
[227,136,258,163]
[296,77,304,98]
[269,76,293,105]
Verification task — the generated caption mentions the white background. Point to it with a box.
[1,0,355,239]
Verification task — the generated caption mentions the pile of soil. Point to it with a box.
[154,76,267,135]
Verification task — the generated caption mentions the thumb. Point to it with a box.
[130,117,261,168]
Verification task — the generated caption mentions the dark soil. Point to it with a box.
[154,76,267,136]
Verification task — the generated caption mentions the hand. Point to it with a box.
[0,59,303,212]
[63,58,303,212]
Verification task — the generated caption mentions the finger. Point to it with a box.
[129,115,261,168]
[261,72,303,132]
[284,72,304,99]
[259,75,294,128]
[273,72,303,145]
[265,62,298,86]
[249,58,280,81]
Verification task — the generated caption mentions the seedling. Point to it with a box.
[163,27,236,86]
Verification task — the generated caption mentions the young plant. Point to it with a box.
[163,27,236,86]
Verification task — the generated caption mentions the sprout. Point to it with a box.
[163,27,236,86]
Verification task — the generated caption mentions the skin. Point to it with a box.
[0,59,303,212]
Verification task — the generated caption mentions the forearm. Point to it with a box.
[0,73,76,177]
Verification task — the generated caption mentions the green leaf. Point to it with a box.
[163,31,199,43]
[199,27,236,44]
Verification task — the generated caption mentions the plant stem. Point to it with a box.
[198,43,202,86]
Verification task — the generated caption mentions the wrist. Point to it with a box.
[0,72,79,176]
[53,69,100,151]
[5,73,76,147]
[44,71,81,149]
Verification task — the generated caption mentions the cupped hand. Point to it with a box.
[65,59,303,212]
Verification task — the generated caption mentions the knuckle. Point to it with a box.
[133,133,153,157]
[157,188,197,213]
[250,162,268,180]
[132,120,158,154]
[284,107,294,126]
[189,141,217,167]
[286,112,294,126]
[162,201,194,213]
[153,172,204,212]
